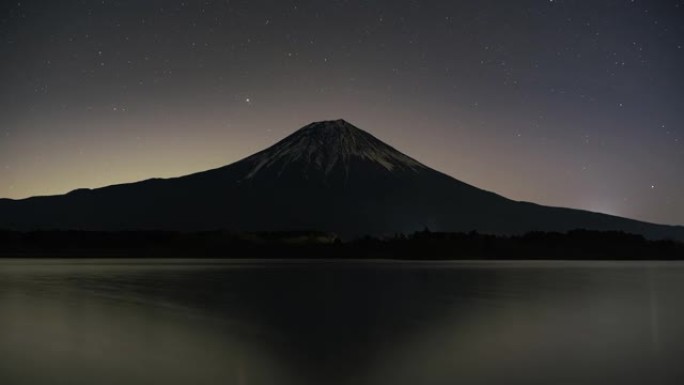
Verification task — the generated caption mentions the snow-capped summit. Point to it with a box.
[244,119,425,179]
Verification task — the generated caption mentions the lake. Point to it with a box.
[1,259,683,384]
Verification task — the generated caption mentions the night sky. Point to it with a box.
[1,0,683,225]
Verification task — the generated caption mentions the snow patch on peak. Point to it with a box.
[244,120,426,178]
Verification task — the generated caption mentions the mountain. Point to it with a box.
[1,119,683,240]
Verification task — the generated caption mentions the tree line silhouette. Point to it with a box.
[0,228,681,260]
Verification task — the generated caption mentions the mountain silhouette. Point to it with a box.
[1,119,682,240]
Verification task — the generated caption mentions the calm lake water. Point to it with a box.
[1,259,683,385]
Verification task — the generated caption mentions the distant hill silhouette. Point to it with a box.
[0,119,682,241]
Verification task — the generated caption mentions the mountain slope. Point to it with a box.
[0,119,682,240]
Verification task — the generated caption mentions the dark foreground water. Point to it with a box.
[1,260,683,385]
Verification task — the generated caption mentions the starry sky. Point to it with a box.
[1,0,683,225]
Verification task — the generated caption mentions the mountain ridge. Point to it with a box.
[0,119,682,241]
